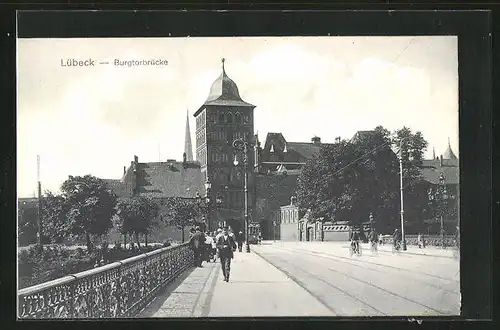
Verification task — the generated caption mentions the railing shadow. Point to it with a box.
[138,266,196,317]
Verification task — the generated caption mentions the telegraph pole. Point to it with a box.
[37,155,43,250]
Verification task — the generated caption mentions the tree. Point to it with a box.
[296,140,366,223]
[60,175,117,252]
[162,197,207,243]
[115,197,161,250]
[18,204,38,246]
[41,190,72,244]
[295,126,428,233]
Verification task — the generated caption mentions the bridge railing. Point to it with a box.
[18,242,194,319]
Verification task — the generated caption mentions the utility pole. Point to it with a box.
[399,140,407,251]
[37,155,43,250]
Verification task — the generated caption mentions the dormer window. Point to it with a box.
[235,112,241,124]
[227,112,233,123]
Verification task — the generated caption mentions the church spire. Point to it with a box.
[184,110,193,161]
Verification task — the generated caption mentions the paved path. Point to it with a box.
[253,242,460,316]
[141,250,331,317]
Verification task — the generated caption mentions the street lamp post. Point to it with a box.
[369,212,374,231]
[273,220,276,242]
[438,173,448,249]
[233,138,253,253]
[428,173,448,249]
[204,179,223,233]
[399,140,407,251]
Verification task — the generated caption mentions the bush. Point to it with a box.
[18,243,166,289]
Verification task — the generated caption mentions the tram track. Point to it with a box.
[268,245,459,295]
[257,250,453,316]
[255,251,384,316]
[269,245,459,284]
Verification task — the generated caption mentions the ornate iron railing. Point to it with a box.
[18,243,194,319]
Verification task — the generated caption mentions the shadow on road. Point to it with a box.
[139,266,196,317]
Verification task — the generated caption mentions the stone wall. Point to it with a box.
[280,223,298,241]
[323,231,350,242]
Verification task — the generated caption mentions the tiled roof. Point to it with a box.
[287,142,325,159]
[136,161,204,198]
[419,159,459,185]
[350,131,377,143]
[442,145,458,160]
[18,197,38,204]
[103,179,132,198]
[261,132,334,163]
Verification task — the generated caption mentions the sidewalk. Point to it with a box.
[142,250,332,317]
[207,250,331,317]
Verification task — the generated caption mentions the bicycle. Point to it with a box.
[349,241,362,257]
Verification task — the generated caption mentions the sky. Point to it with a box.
[17,36,458,197]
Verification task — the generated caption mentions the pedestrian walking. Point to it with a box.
[417,233,423,249]
[236,231,244,252]
[190,226,206,267]
[204,232,215,262]
[216,227,237,282]
[215,228,223,260]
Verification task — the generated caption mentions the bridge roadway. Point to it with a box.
[140,241,460,317]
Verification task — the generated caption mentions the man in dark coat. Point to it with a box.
[236,231,244,252]
[216,227,237,282]
[190,226,206,267]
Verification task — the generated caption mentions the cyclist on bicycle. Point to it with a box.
[351,230,361,254]
[393,228,402,250]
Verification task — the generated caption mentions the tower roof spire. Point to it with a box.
[194,58,255,116]
[184,109,193,162]
[442,137,457,160]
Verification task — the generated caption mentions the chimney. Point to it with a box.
[311,136,321,145]
[440,155,443,167]
[134,155,138,163]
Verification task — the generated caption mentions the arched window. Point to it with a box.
[211,152,216,163]
[235,112,241,124]
[227,112,233,124]
[215,152,220,163]
[219,112,226,123]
